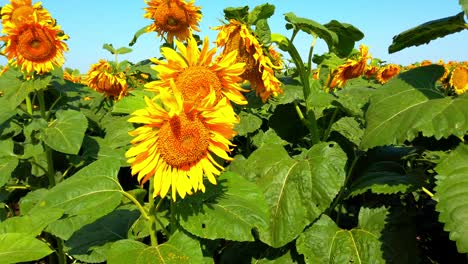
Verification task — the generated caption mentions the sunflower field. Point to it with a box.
[0,0,467,263]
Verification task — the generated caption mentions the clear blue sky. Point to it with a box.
[1,0,467,73]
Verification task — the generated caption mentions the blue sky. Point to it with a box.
[1,0,467,73]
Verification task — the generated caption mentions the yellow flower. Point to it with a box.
[1,0,53,34]
[214,20,283,102]
[143,0,201,43]
[450,66,468,95]
[375,64,400,84]
[329,45,370,89]
[126,83,239,201]
[145,34,247,105]
[1,20,68,74]
[86,59,128,100]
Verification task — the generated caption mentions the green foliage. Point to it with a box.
[389,12,467,53]
[361,65,463,149]
[0,233,53,264]
[434,143,468,253]
[43,109,88,154]
[297,207,387,263]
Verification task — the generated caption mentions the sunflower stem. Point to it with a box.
[286,37,320,144]
[25,94,33,116]
[147,179,159,246]
[321,107,339,141]
[170,198,178,234]
[121,191,150,220]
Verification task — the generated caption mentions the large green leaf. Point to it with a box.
[112,89,155,114]
[256,142,347,248]
[296,207,387,263]
[434,143,468,253]
[0,157,18,188]
[43,109,88,154]
[389,12,466,53]
[29,158,122,216]
[107,231,204,264]
[248,3,275,24]
[0,233,53,264]
[330,117,364,146]
[324,20,364,58]
[177,172,270,242]
[361,65,464,149]
[0,208,63,236]
[234,111,263,136]
[65,205,140,263]
[284,13,338,53]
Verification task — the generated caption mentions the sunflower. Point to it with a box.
[328,44,370,89]
[86,59,128,100]
[63,70,83,84]
[126,83,239,201]
[145,34,247,105]
[214,20,283,102]
[1,20,68,74]
[450,66,468,95]
[143,0,201,43]
[1,0,53,34]
[375,64,400,84]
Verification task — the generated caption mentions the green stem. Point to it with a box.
[147,179,158,246]
[170,198,177,234]
[321,107,339,141]
[121,191,150,220]
[56,238,67,264]
[307,36,318,76]
[286,38,320,144]
[25,94,33,116]
[328,152,360,216]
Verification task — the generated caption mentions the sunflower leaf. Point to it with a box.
[256,142,347,248]
[461,0,468,16]
[107,231,204,264]
[0,233,53,264]
[388,12,466,53]
[223,6,249,22]
[176,172,270,242]
[248,3,275,25]
[43,109,88,155]
[284,13,338,53]
[324,20,364,58]
[296,207,387,263]
[434,143,468,253]
[360,65,463,150]
[129,26,149,46]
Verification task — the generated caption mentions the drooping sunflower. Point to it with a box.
[145,34,247,105]
[450,65,468,95]
[1,20,68,74]
[213,20,283,102]
[143,0,201,43]
[328,44,371,89]
[1,0,53,34]
[126,83,239,201]
[86,59,128,100]
[376,64,400,84]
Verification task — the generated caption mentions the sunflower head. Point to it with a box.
[450,66,468,95]
[328,44,370,89]
[126,83,239,201]
[143,0,201,43]
[1,0,54,33]
[376,64,400,84]
[145,34,247,105]
[86,59,128,100]
[2,20,68,74]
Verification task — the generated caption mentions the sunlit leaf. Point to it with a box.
[434,143,468,253]
[461,0,468,16]
[330,117,363,146]
[223,6,249,22]
[112,89,155,114]
[107,231,203,264]
[43,109,88,154]
[296,207,387,263]
[361,65,462,150]
[248,3,275,24]
[284,13,338,52]
[257,142,347,248]
[0,157,18,188]
[177,172,270,242]
[129,26,149,46]
[389,12,466,53]
[0,208,63,236]
[0,233,53,264]
[324,20,364,58]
